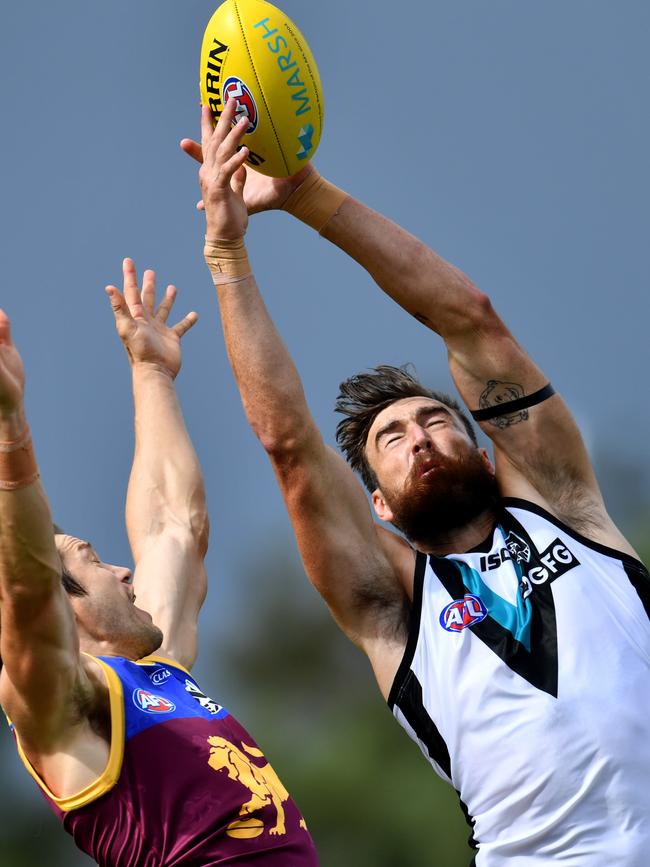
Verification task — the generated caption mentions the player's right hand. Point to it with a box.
[0,311,26,418]
[181,133,314,216]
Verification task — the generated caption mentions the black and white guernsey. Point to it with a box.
[388,498,650,865]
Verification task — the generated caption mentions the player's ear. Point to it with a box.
[479,448,495,475]
[372,489,394,523]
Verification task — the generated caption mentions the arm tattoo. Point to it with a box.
[472,381,556,427]
[477,380,530,429]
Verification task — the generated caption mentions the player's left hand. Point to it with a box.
[106,259,198,380]
[182,109,314,216]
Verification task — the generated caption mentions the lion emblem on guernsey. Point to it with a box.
[207,736,306,839]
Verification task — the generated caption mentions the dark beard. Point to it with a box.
[382,447,498,549]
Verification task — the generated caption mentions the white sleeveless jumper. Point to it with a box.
[388,498,650,865]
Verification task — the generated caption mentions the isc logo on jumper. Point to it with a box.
[132,688,176,714]
[440,595,488,632]
[223,77,258,132]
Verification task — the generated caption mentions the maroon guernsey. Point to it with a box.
[11,654,319,866]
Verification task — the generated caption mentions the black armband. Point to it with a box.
[470,383,556,422]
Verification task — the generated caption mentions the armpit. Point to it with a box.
[351,576,411,645]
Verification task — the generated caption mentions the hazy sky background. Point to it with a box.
[1,0,649,853]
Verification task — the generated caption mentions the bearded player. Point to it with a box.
[183,100,650,865]
[0,260,318,866]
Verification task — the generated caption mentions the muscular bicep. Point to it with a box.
[447,301,600,503]
[268,430,412,652]
[445,303,638,554]
[0,581,85,743]
[0,485,88,744]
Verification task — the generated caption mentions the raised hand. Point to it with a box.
[0,311,25,420]
[106,259,198,380]
[198,100,252,240]
[182,108,314,217]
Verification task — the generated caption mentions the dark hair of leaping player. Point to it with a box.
[181,99,650,864]
[0,261,319,866]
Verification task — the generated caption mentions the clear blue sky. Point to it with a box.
[1,0,649,846]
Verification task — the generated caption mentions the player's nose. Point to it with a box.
[411,424,433,453]
[116,566,133,584]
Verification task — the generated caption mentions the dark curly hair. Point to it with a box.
[335,364,477,492]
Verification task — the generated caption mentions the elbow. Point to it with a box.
[190,510,210,559]
[447,284,500,337]
[167,501,210,559]
[256,430,306,458]
[161,516,209,561]
[472,288,495,318]
[184,491,210,557]
[179,485,210,557]
[253,419,318,460]
[0,563,63,611]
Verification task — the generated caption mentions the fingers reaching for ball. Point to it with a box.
[199,100,250,240]
[180,138,204,165]
[201,100,249,187]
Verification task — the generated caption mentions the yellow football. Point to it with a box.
[200,0,323,178]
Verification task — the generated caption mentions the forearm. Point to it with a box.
[126,366,208,558]
[198,104,320,452]
[287,176,487,338]
[0,410,60,600]
[210,265,314,453]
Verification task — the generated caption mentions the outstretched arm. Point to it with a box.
[0,313,93,752]
[106,261,207,670]
[195,103,413,696]
[189,156,627,552]
[307,185,635,551]
[180,127,633,552]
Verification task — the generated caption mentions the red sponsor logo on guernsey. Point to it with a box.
[440,594,488,632]
[132,688,176,714]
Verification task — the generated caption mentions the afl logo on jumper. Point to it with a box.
[440,594,488,632]
[133,688,176,714]
[223,77,258,132]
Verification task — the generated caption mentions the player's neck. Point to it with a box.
[77,633,141,662]
[414,507,496,557]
